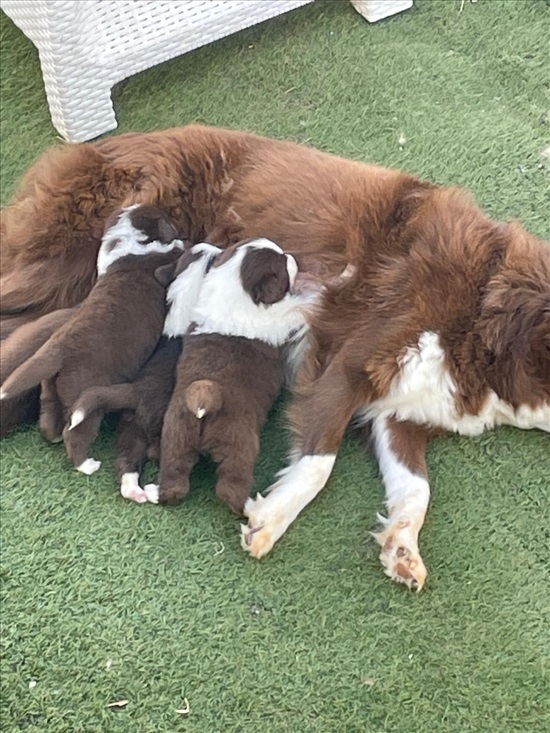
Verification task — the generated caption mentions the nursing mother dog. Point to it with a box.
[1,124,549,590]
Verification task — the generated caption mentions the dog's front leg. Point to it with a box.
[241,360,364,558]
[371,416,432,591]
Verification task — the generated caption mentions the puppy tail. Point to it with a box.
[184,380,223,419]
[69,383,137,429]
[0,341,62,401]
[0,308,75,382]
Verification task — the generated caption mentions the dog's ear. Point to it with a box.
[154,262,177,287]
[241,249,290,305]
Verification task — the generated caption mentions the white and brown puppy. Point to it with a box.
[0,205,184,473]
[68,243,220,501]
[144,238,316,514]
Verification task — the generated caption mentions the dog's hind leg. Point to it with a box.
[241,358,367,558]
[212,430,259,515]
[115,413,149,504]
[144,398,198,504]
[63,411,103,475]
[370,417,432,592]
[39,378,64,443]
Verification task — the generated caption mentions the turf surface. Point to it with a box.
[1,1,549,731]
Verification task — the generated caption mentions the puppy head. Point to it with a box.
[214,239,297,306]
[192,239,314,346]
[241,245,296,305]
[162,243,222,338]
[127,205,179,244]
[97,205,184,276]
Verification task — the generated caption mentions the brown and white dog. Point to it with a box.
[241,188,550,589]
[144,238,314,514]
[1,125,548,589]
[68,243,220,502]
[0,204,183,473]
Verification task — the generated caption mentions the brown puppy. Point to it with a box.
[0,205,183,473]
[1,308,77,441]
[144,238,315,514]
[68,243,220,501]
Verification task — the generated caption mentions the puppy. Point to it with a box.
[68,243,220,501]
[0,205,183,473]
[144,238,315,514]
[1,308,78,441]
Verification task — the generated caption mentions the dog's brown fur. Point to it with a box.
[1,125,422,316]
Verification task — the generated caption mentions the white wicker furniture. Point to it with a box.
[1,0,413,143]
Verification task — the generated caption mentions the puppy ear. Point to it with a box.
[251,272,289,305]
[128,205,179,243]
[154,262,177,287]
[156,216,179,244]
[241,250,290,305]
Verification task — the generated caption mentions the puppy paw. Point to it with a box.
[76,458,101,475]
[240,494,276,559]
[143,483,160,504]
[373,519,427,591]
[120,472,147,504]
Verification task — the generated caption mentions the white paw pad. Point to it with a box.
[120,472,147,504]
[240,494,275,559]
[77,458,101,475]
[143,483,160,504]
[373,520,427,592]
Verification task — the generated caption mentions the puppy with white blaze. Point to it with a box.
[144,238,319,514]
[68,243,220,502]
[0,205,184,474]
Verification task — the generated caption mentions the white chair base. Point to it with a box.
[1,0,413,142]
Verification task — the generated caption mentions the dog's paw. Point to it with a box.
[143,483,160,504]
[240,494,277,558]
[76,458,101,476]
[120,472,147,504]
[373,519,427,591]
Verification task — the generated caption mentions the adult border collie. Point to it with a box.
[1,125,548,590]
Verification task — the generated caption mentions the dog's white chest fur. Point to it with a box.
[362,331,550,435]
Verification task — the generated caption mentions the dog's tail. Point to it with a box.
[184,380,223,419]
[0,308,75,383]
[0,339,63,401]
[69,383,137,430]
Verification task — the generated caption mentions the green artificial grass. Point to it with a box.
[1,1,549,731]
